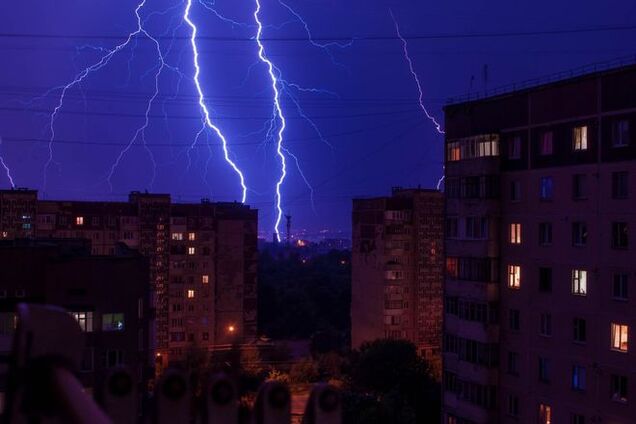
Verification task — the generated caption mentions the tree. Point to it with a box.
[347,339,440,423]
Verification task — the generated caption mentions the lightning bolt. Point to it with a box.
[0,138,15,188]
[45,0,154,191]
[254,0,287,242]
[277,0,353,68]
[389,10,444,135]
[184,0,248,203]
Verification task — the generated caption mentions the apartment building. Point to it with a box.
[352,188,444,371]
[0,239,151,391]
[443,64,636,423]
[0,190,258,366]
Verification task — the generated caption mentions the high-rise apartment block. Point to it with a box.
[352,188,444,370]
[443,64,636,423]
[0,190,258,365]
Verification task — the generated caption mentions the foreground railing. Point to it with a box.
[2,304,341,424]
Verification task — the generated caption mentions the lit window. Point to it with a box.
[187,247,195,255]
[510,223,522,244]
[71,312,93,332]
[612,119,630,147]
[571,270,587,295]
[188,232,196,241]
[187,289,195,299]
[102,313,124,331]
[538,403,551,424]
[171,232,183,241]
[573,125,588,151]
[540,131,553,155]
[508,265,521,289]
[202,275,209,284]
[76,216,84,225]
[447,142,461,161]
[611,323,629,352]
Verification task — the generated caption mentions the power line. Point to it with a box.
[0,113,427,148]
[0,23,635,42]
[0,105,423,121]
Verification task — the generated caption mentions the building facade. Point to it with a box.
[443,64,636,423]
[0,191,258,365]
[352,188,444,371]
[0,239,151,391]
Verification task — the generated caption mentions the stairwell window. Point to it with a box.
[573,125,588,151]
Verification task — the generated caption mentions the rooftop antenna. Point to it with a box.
[285,214,292,246]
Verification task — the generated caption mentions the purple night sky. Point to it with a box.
[0,0,634,236]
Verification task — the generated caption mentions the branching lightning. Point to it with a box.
[389,10,444,135]
[253,0,287,241]
[184,0,248,203]
[0,138,15,188]
[390,10,445,191]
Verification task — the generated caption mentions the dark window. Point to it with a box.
[612,172,628,199]
[612,222,629,249]
[510,180,521,202]
[612,273,628,300]
[612,119,630,147]
[539,356,550,382]
[572,222,588,246]
[611,374,628,402]
[445,296,458,315]
[539,267,552,292]
[507,351,519,375]
[571,414,585,424]
[446,178,460,198]
[540,131,553,155]
[540,177,553,200]
[463,177,481,198]
[573,174,586,200]
[446,217,458,239]
[573,318,587,343]
[105,350,123,368]
[508,136,521,159]
[507,394,519,417]
[509,309,520,331]
[540,313,552,336]
[572,366,586,391]
[539,222,553,245]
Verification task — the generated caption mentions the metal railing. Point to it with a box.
[446,53,636,105]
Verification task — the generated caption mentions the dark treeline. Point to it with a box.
[258,248,351,344]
